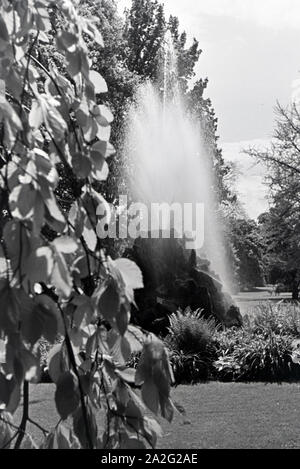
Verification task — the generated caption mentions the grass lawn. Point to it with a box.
[234,290,292,315]
[15,382,300,449]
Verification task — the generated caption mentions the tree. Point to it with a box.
[124,0,166,79]
[258,204,300,299]
[228,218,266,290]
[246,103,300,299]
[0,1,174,449]
[167,15,201,93]
[246,103,300,205]
[124,0,201,89]
[186,79,236,207]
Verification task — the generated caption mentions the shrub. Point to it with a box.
[169,349,214,384]
[164,308,218,383]
[252,302,300,336]
[214,327,300,382]
[165,308,217,354]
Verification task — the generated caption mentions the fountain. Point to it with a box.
[122,31,242,332]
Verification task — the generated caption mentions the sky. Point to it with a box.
[117,0,300,218]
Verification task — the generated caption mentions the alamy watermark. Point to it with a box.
[96,195,205,249]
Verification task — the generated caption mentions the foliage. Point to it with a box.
[165,307,217,355]
[168,349,213,384]
[246,103,300,299]
[124,0,166,79]
[164,308,217,382]
[258,204,300,299]
[0,0,175,449]
[127,304,300,384]
[228,217,266,290]
[214,325,299,382]
[252,302,300,336]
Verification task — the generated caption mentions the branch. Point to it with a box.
[14,380,29,449]
[247,148,300,175]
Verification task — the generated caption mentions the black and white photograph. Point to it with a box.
[0,0,300,454]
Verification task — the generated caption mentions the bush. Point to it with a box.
[214,327,300,382]
[252,302,300,336]
[129,304,300,384]
[164,308,218,383]
[169,349,214,384]
[165,308,217,354]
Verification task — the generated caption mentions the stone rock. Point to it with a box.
[124,234,243,334]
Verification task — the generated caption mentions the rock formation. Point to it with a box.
[124,234,243,335]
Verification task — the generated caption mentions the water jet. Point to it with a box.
[123,32,241,330]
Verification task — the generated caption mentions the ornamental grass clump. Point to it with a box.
[252,302,300,337]
[165,308,218,383]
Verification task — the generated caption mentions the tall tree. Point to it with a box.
[246,103,300,299]
[258,202,300,299]
[167,15,201,93]
[124,0,201,88]
[124,0,166,78]
[186,79,236,207]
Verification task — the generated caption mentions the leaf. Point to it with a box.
[0,98,22,149]
[107,329,131,364]
[135,337,174,421]
[25,246,54,287]
[0,372,14,409]
[99,105,113,125]
[40,424,80,449]
[0,16,9,44]
[122,435,147,449]
[73,403,98,448]
[55,423,81,449]
[89,70,108,94]
[116,302,130,336]
[0,339,5,364]
[0,283,21,334]
[159,397,175,423]
[9,183,36,220]
[98,281,120,322]
[29,99,43,129]
[91,140,107,158]
[73,295,96,329]
[21,294,61,345]
[141,380,159,415]
[43,192,66,233]
[68,202,84,238]
[22,349,40,383]
[21,434,38,449]
[114,258,143,302]
[38,94,67,141]
[0,245,8,279]
[115,368,136,384]
[55,371,80,420]
[52,236,78,254]
[82,220,97,251]
[3,220,32,280]
[56,30,78,52]
[47,344,65,384]
[5,381,20,415]
[51,252,73,299]
[96,122,111,142]
[143,416,163,447]
[72,151,92,178]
